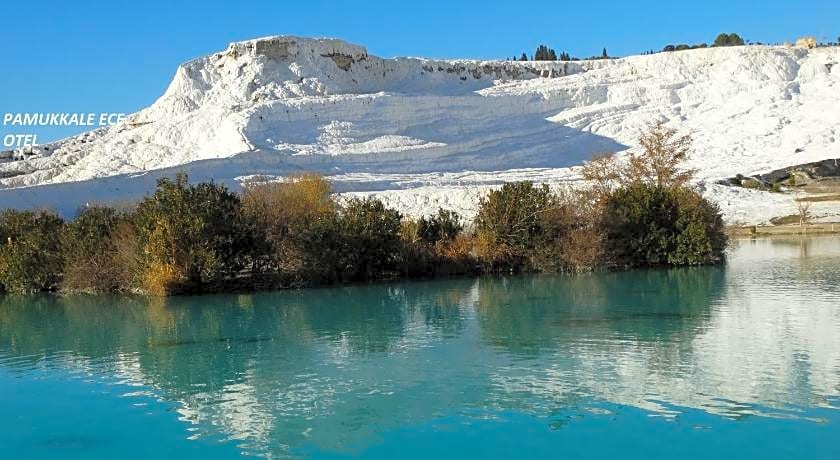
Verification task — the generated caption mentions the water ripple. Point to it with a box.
[1,237,839,458]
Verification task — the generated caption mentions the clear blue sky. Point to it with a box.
[2,0,838,143]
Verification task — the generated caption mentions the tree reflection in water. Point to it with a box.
[1,238,839,457]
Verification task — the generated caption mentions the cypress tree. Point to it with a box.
[533,44,559,61]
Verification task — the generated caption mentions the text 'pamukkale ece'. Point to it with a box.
[2,112,126,148]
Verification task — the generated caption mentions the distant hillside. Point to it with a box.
[1,36,838,224]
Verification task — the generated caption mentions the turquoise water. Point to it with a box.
[2,237,839,459]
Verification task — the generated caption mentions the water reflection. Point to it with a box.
[1,238,839,458]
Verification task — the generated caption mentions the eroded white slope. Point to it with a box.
[1,36,838,223]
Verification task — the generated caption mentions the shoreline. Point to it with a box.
[726,222,840,238]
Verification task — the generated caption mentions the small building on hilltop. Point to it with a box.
[795,36,817,49]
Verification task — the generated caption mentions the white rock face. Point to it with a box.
[1,36,838,223]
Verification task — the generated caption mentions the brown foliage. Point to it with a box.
[399,217,476,276]
[62,244,131,293]
[143,260,183,296]
[558,230,604,272]
[109,221,143,290]
[627,121,697,188]
[241,174,336,280]
[435,234,474,264]
[242,174,334,232]
[60,207,144,294]
[529,189,605,272]
[139,219,183,295]
[581,152,622,199]
[432,234,477,275]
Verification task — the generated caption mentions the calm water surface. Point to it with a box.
[2,237,839,459]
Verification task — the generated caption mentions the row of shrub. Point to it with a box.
[0,123,727,296]
[639,32,749,55]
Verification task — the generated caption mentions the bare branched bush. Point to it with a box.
[627,121,697,188]
[530,188,605,272]
[578,123,726,267]
[61,206,135,293]
[795,193,812,232]
[581,152,622,199]
[109,221,143,290]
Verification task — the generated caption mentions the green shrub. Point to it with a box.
[603,184,677,267]
[603,183,726,267]
[742,178,761,189]
[61,206,133,293]
[416,208,463,244]
[246,179,410,284]
[474,182,552,270]
[242,174,336,283]
[0,121,729,296]
[334,197,403,281]
[0,210,65,293]
[400,212,476,277]
[714,33,745,47]
[397,218,435,277]
[670,188,727,265]
[132,173,258,294]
